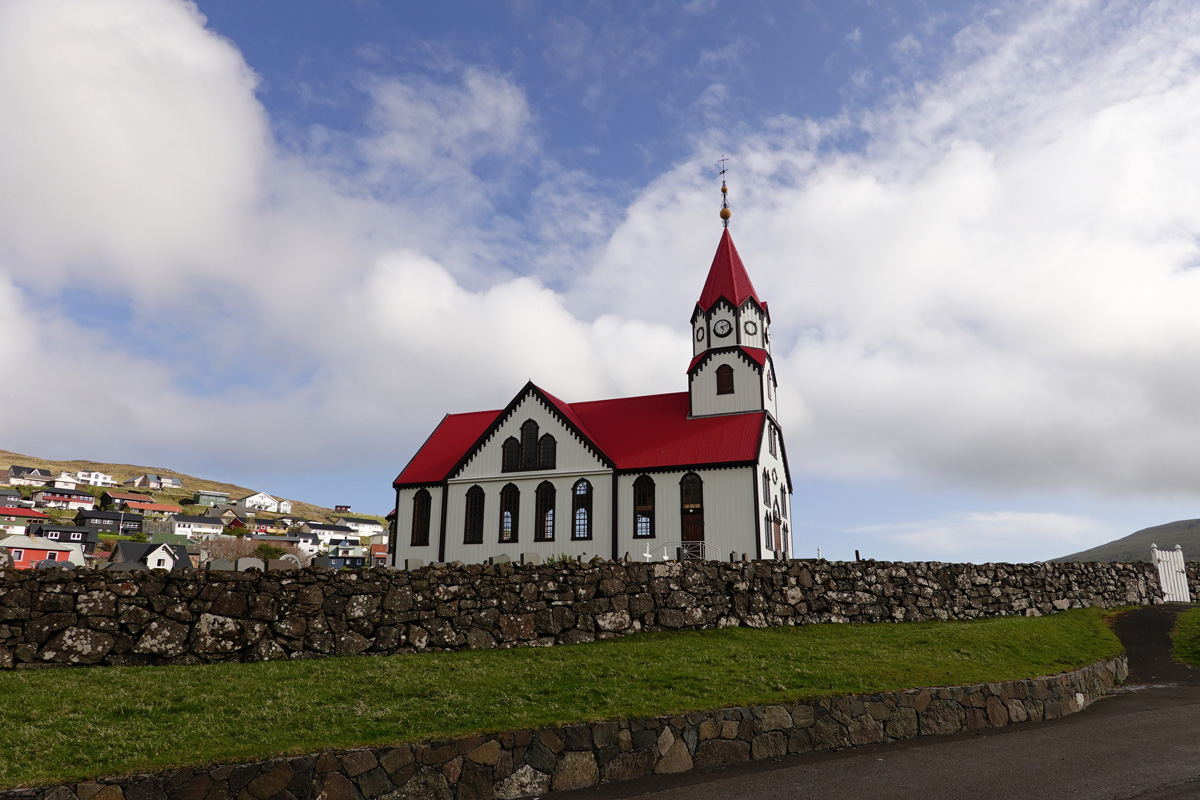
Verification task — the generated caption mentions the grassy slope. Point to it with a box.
[0,609,1123,788]
[1053,519,1200,563]
[0,449,386,525]
[1171,607,1200,667]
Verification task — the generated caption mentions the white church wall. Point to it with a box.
[441,470,612,564]
[392,484,444,564]
[456,393,607,481]
[615,467,757,562]
[760,366,779,419]
[735,305,766,349]
[755,420,792,558]
[689,351,763,417]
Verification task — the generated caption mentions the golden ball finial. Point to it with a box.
[721,185,728,194]
[720,207,732,221]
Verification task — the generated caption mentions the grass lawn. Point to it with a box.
[0,608,1122,788]
[1171,607,1200,667]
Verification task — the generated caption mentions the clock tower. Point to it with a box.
[686,186,778,421]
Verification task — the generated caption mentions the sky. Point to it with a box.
[3,0,1200,563]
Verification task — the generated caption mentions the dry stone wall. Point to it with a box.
[0,656,1128,799]
[0,558,1159,668]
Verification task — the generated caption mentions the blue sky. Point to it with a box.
[4,0,1200,562]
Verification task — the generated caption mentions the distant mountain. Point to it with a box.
[1053,519,1200,563]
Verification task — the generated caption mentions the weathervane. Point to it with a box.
[718,155,731,228]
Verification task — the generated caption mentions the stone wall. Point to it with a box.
[0,656,1128,799]
[0,558,1159,668]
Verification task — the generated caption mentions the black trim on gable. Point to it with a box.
[613,460,755,476]
[446,382,615,481]
[687,346,771,377]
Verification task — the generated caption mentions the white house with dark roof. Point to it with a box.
[336,516,385,538]
[390,212,792,567]
[235,492,292,514]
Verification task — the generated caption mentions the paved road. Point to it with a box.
[556,606,1200,800]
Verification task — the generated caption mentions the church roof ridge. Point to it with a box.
[696,228,761,311]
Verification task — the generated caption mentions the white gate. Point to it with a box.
[1151,543,1192,603]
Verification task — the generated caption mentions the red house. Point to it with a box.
[0,534,84,569]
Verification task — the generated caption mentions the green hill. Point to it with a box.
[0,449,386,525]
[1053,518,1200,563]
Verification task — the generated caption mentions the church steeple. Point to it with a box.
[687,170,778,420]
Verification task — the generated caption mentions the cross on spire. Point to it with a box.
[718,155,731,228]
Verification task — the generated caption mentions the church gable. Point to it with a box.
[452,383,610,481]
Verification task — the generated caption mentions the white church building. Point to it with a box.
[390,217,792,566]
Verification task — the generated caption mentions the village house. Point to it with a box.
[390,216,792,567]
[193,489,230,507]
[108,541,191,571]
[124,474,183,491]
[75,509,143,535]
[27,524,100,555]
[169,514,225,539]
[32,487,96,511]
[336,516,385,538]
[235,492,292,514]
[6,466,53,487]
[301,522,357,548]
[74,470,117,487]
[0,507,51,536]
[0,534,86,568]
[0,488,22,508]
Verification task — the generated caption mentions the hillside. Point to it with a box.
[1053,518,1200,563]
[0,449,385,525]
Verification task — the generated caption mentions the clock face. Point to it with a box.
[744,320,758,336]
[695,327,705,342]
[713,319,733,337]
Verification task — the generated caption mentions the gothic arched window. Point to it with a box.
[769,424,777,457]
[502,437,520,472]
[633,475,655,538]
[535,481,556,541]
[411,488,431,547]
[716,364,734,395]
[521,420,539,470]
[767,371,773,400]
[538,434,557,470]
[572,479,592,540]
[762,470,770,500]
[499,483,519,543]
[464,485,485,544]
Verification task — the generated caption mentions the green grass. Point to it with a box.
[1171,607,1200,667]
[0,608,1122,788]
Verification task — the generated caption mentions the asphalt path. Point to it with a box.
[556,605,1200,800]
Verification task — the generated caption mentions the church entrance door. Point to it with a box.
[679,473,705,559]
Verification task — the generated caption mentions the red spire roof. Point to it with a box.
[696,228,761,311]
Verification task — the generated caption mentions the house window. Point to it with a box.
[46,551,57,561]
[535,481,555,541]
[71,532,81,541]
[499,483,519,543]
[11,549,22,562]
[411,489,431,547]
[502,437,520,472]
[781,493,788,519]
[521,420,539,470]
[538,434,557,470]
[155,558,166,568]
[633,475,655,538]
[464,485,485,544]
[716,364,734,395]
[572,479,592,540]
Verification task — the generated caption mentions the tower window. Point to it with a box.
[538,434,557,470]
[767,371,773,400]
[633,475,655,538]
[572,479,592,540]
[535,481,556,541]
[521,420,539,470]
[762,470,770,501]
[716,364,734,395]
[769,424,777,457]
[411,489,431,547]
[502,437,520,472]
[499,483,519,543]
[464,485,485,544]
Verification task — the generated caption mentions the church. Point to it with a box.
[389,187,792,566]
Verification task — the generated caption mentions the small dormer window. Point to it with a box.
[716,364,734,395]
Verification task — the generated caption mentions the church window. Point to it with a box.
[535,481,556,541]
[769,424,777,457]
[464,485,485,544]
[633,475,655,538]
[572,479,592,540]
[521,420,539,470]
[502,437,520,472]
[411,489,431,547]
[764,513,772,547]
[538,434,557,470]
[716,364,734,395]
[681,473,703,510]
[782,492,788,519]
[767,372,773,400]
[762,470,770,500]
[499,483,519,543]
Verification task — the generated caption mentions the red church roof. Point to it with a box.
[696,228,761,311]
[686,346,769,374]
[394,388,763,486]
